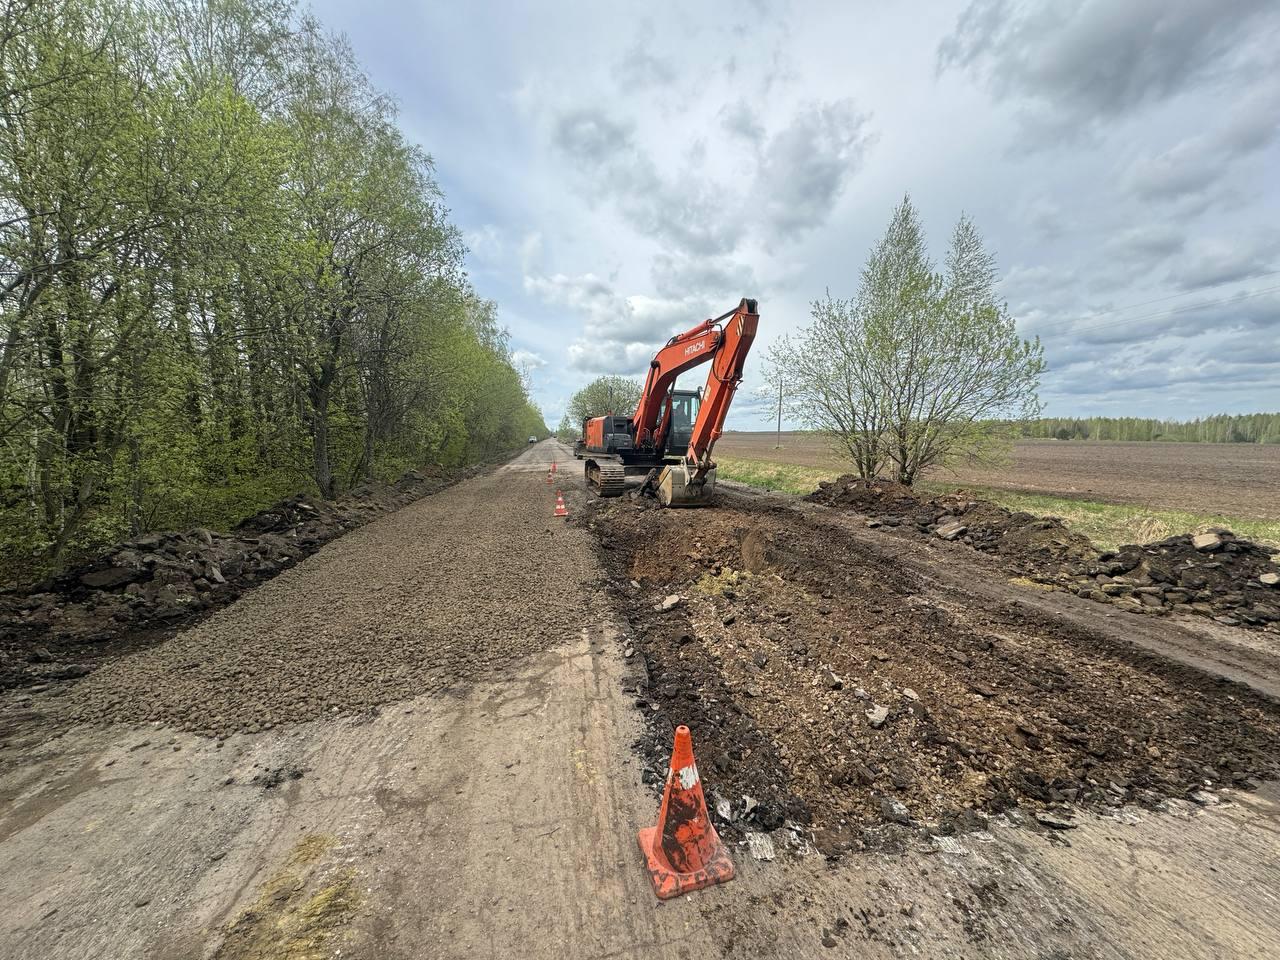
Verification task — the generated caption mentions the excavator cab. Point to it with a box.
[665,388,700,457]
[649,388,713,507]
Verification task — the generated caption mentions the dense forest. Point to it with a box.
[1019,414,1280,444]
[0,0,545,576]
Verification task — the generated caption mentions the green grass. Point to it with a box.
[714,456,835,496]
[715,455,1280,552]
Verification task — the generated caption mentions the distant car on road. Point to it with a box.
[528,436,537,444]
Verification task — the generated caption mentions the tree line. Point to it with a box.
[1020,414,1280,444]
[0,0,545,577]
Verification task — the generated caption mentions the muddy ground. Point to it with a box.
[589,487,1280,855]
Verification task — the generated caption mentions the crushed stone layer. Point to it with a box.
[58,457,598,735]
[0,466,471,691]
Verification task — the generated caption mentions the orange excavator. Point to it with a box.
[576,298,759,506]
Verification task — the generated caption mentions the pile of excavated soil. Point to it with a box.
[0,469,468,691]
[46,469,597,735]
[808,475,1280,630]
[808,477,1106,574]
[1068,531,1280,627]
[588,491,1280,854]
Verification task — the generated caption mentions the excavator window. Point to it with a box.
[665,389,700,454]
[669,392,697,432]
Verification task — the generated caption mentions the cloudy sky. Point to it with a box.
[313,0,1280,429]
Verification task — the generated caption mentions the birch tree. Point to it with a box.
[770,196,1044,484]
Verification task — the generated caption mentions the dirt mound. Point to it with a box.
[1068,531,1280,627]
[808,477,922,514]
[809,476,1099,571]
[0,469,458,691]
[590,491,1280,855]
[809,475,1280,630]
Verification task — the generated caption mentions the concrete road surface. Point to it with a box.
[2,441,1278,958]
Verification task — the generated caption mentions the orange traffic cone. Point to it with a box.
[637,725,734,899]
[551,460,558,474]
[554,491,568,517]
[545,470,553,483]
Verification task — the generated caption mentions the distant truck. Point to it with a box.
[527,435,537,444]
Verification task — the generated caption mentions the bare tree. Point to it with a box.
[771,196,1044,485]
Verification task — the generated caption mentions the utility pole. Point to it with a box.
[775,377,783,449]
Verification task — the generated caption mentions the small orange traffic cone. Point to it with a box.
[637,725,734,900]
[551,460,558,474]
[545,470,553,483]
[554,491,568,517]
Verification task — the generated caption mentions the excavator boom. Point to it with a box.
[681,299,758,472]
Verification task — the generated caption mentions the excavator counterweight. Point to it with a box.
[577,298,759,506]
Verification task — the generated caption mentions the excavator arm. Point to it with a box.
[681,297,758,475]
[633,298,759,504]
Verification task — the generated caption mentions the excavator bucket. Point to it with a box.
[657,466,716,507]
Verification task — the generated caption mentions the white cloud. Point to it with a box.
[464,224,504,263]
[1169,233,1280,290]
[939,0,1279,132]
[524,269,719,375]
[752,100,874,242]
[314,0,1280,423]
[510,348,546,369]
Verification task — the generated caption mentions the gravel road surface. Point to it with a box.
[1,441,1278,959]
[56,446,597,734]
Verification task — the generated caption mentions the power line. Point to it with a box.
[1061,268,1280,321]
[1037,283,1280,338]
[1069,284,1280,335]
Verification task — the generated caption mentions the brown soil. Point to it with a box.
[810,477,1100,571]
[716,433,1280,520]
[808,475,1280,630]
[588,488,1280,855]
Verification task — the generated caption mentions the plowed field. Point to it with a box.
[716,434,1280,520]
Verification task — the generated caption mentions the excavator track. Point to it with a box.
[585,459,627,497]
